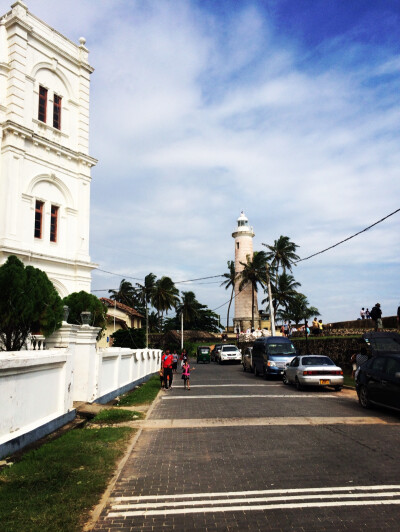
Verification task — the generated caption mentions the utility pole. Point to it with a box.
[265,263,275,335]
[181,311,184,350]
[146,304,149,348]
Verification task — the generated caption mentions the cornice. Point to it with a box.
[2,120,98,167]
[0,245,98,271]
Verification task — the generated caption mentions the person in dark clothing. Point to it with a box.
[397,304,400,331]
[370,303,382,331]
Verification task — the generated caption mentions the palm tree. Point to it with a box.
[262,272,301,318]
[108,279,135,307]
[262,236,300,286]
[238,251,267,329]
[135,273,156,310]
[280,293,320,326]
[220,260,236,332]
[176,291,200,326]
[151,276,179,330]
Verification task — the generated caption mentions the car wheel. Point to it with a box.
[358,385,371,409]
[295,378,303,391]
[282,372,289,385]
[334,386,342,392]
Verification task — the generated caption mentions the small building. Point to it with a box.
[98,297,144,348]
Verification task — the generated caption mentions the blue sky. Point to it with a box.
[3,0,400,324]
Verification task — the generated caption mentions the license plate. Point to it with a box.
[320,379,330,385]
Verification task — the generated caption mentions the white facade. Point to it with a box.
[0,1,97,296]
[232,211,259,332]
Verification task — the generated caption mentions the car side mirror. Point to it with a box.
[395,372,400,379]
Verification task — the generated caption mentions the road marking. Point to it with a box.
[108,499,400,517]
[113,491,400,510]
[114,485,400,501]
[107,485,400,518]
[189,384,282,387]
[162,394,337,399]
[136,416,391,429]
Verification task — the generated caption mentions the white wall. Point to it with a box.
[0,349,73,451]
[0,323,162,458]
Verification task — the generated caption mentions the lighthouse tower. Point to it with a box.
[232,212,260,332]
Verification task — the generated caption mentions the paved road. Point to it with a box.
[92,361,400,531]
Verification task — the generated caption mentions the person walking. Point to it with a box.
[180,349,188,371]
[370,303,382,331]
[172,349,179,373]
[352,346,369,379]
[182,359,194,390]
[162,349,174,390]
[360,308,365,320]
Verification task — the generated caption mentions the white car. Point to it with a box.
[218,345,242,364]
[283,355,344,391]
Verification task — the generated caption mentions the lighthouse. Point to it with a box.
[232,212,260,333]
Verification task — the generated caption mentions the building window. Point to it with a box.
[38,86,47,123]
[34,200,44,239]
[53,94,62,129]
[50,205,59,242]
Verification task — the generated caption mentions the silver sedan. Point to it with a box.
[283,355,344,391]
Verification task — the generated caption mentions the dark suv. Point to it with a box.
[356,354,400,412]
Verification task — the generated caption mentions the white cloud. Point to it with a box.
[8,0,399,322]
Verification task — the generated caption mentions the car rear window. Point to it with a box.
[301,356,334,366]
[366,337,400,353]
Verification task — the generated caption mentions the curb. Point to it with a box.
[83,386,163,531]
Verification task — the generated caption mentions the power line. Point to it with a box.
[296,207,400,263]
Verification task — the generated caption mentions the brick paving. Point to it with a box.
[92,361,400,531]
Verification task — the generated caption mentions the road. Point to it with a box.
[93,361,400,531]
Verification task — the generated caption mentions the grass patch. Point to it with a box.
[91,408,143,424]
[117,375,161,406]
[0,427,133,532]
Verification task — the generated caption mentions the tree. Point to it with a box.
[262,236,300,286]
[111,327,146,349]
[0,255,63,351]
[151,276,179,330]
[262,272,301,318]
[238,251,267,329]
[280,293,320,326]
[220,260,236,331]
[108,279,136,307]
[135,273,156,311]
[62,291,108,336]
[176,291,201,325]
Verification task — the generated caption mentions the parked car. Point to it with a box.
[362,332,400,356]
[211,344,222,362]
[252,336,297,378]
[197,346,211,364]
[218,344,241,364]
[283,355,343,391]
[242,347,253,372]
[356,353,400,412]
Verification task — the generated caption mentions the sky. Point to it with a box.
[3,0,400,324]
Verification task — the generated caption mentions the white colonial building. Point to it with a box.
[0,1,97,296]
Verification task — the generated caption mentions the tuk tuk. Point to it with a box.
[197,346,211,363]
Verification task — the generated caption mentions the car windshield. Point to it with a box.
[199,349,209,354]
[267,343,296,355]
[301,356,335,366]
[366,338,400,353]
[222,347,237,352]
